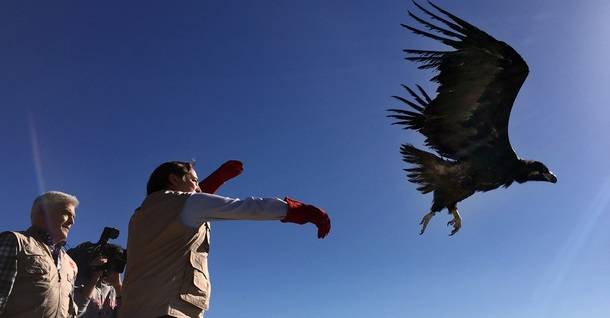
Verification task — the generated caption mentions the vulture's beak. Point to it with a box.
[544,172,557,183]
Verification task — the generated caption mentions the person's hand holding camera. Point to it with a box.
[106,269,122,296]
[80,256,108,301]
[81,255,123,301]
[89,256,108,283]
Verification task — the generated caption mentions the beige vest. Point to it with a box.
[119,191,211,318]
[1,231,78,318]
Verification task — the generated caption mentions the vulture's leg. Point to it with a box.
[419,211,436,235]
[447,204,462,236]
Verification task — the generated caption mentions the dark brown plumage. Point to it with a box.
[388,1,557,235]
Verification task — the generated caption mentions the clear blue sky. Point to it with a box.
[1,1,610,317]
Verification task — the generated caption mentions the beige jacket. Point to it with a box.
[2,230,78,318]
[119,191,211,318]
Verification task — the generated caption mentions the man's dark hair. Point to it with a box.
[146,161,193,195]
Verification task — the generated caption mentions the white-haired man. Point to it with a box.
[0,191,80,318]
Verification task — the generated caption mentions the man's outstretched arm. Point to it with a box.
[181,193,331,238]
[188,160,330,238]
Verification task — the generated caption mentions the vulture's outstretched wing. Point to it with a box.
[389,1,529,165]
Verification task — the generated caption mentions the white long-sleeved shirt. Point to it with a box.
[180,193,288,228]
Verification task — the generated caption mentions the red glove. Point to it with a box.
[199,160,244,194]
[281,197,331,239]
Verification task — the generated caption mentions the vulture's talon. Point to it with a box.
[419,212,435,235]
[448,208,462,236]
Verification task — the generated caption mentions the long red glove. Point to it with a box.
[281,197,331,239]
[199,160,244,194]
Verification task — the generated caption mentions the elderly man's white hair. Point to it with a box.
[31,191,79,219]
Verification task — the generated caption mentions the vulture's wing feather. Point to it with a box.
[390,1,529,164]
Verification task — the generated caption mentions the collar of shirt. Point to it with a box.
[25,227,66,267]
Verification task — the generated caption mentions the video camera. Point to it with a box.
[90,227,127,274]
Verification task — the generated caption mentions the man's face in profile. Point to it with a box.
[170,169,201,193]
[46,202,76,243]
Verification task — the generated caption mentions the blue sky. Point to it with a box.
[2,1,610,317]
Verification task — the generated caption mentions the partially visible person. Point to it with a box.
[0,191,80,318]
[119,160,331,318]
[68,242,123,318]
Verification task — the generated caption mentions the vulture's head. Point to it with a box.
[516,160,557,184]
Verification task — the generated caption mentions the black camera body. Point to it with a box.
[90,227,127,274]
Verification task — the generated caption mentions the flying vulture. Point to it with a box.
[388,1,557,235]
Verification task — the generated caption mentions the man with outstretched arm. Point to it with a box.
[119,160,331,318]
